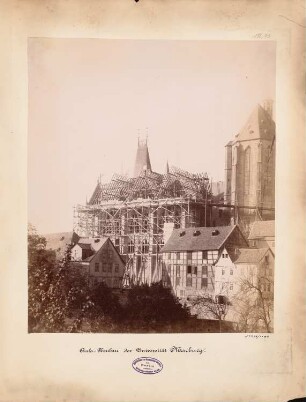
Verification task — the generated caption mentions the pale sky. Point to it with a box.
[28,39,275,234]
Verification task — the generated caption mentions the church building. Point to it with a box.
[224,100,275,229]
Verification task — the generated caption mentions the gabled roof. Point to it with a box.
[248,220,275,240]
[161,225,239,252]
[232,104,275,143]
[219,246,239,263]
[44,231,80,259]
[78,237,126,265]
[77,237,108,252]
[234,248,270,264]
[89,182,102,205]
[83,254,96,262]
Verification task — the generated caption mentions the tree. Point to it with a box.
[190,293,230,333]
[91,283,123,319]
[187,265,231,332]
[124,282,190,330]
[28,224,66,332]
[232,267,274,333]
[28,225,94,332]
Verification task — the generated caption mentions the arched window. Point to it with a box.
[244,147,251,195]
[233,146,238,165]
[258,142,262,163]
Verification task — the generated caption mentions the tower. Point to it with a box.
[133,138,152,177]
[224,141,232,204]
[224,101,275,226]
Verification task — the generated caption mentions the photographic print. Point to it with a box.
[28,39,276,334]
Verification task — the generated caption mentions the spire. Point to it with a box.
[165,160,170,174]
[133,137,152,177]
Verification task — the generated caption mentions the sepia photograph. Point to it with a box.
[28,38,276,334]
[2,0,305,401]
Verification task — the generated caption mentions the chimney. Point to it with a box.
[163,222,174,244]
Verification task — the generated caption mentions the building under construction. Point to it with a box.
[74,138,214,285]
[73,100,275,286]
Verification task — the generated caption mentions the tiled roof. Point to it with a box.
[83,255,95,262]
[77,243,92,250]
[80,238,125,265]
[44,231,80,259]
[232,104,275,143]
[78,237,108,251]
[234,248,269,264]
[248,220,275,239]
[161,225,237,252]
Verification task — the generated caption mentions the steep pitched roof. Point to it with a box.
[80,238,125,265]
[161,225,238,252]
[77,237,108,252]
[77,243,92,250]
[234,248,269,264]
[248,220,275,240]
[233,104,275,143]
[83,254,96,262]
[133,139,152,177]
[89,182,102,204]
[44,231,80,259]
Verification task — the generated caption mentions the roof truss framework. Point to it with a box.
[89,166,211,205]
[75,162,274,286]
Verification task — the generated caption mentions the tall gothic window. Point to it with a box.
[244,147,251,195]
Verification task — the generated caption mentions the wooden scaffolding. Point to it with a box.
[73,166,212,285]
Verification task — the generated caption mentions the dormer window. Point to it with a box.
[179,231,186,237]
[193,230,201,237]
[212,230,219,236]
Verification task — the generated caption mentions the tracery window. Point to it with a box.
[244,147,251,195]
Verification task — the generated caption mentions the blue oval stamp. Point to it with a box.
[132,357,163,374]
